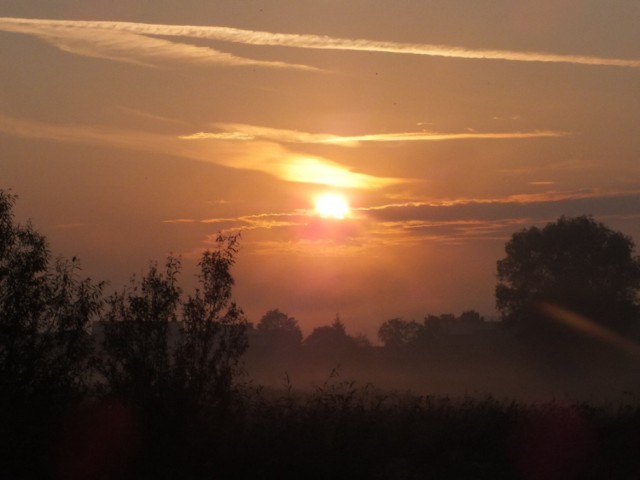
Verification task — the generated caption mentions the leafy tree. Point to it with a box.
[422,314,447,339]
[304,314,356,352]
[458,310,485,326]
[99,234,248,409]
[352,333,372,349]
[98,257,182,403]
[256,308,303,347]
[421,311,485,339]
[378,318,422,348]
[0,190,103,401]
[176,234,248,408]
[496,216,640,345]
[0,190,104,478]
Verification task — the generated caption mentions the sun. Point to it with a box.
[314,193,350,219]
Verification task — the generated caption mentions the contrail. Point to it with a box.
[2,17,640,68]
[0,17,316,70]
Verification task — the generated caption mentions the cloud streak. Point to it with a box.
[2,17,639,68]
[161,189,640,252]
[0,17,315,70]
[359,190,640,245]
[0,114,400,190]
[362,190,640,224]
[180,123,569,146]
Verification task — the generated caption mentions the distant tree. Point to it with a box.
[352,333,372,349]
[422,314,445,339]
[257,308,303,348]
[496,216,640,346]
[305,314,356,352]
[458,310,485,326]
[378,318,422,348]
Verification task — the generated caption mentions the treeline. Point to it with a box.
[244,309,506,387]
[248,308,495,352]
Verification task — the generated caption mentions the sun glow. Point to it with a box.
[314,193,350,219]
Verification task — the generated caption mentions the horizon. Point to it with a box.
[2,2,640,340]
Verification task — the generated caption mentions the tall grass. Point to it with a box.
[5,372,640,479]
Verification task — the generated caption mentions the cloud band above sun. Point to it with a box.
[180,124,569,146]
[2,17,640,69]
[0,114,401,190]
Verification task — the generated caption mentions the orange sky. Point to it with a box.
[1,2,640,339]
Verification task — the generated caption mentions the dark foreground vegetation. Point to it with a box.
[2,189,640,479]
[7,378,640,479]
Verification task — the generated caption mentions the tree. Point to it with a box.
[496,216,640,346]
[99,234,248,409]
[0,190,103,401]
[458,310,485,326]
[98,256,182,403]
[0,190,104,478]
[378,318,421,348]
[305,315,356,352]
[176,234,248,408]
[256,308,303,348]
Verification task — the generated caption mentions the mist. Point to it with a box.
[243,315,640,404]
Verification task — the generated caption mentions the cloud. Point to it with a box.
[351,190,640,245]
[0,114,399,189]
[2,17,639,68]
[164,209,372,255]
[0,17,316,70]
[158,189,640,256]
[180,123,569,146]
[363,190,640,224]
[162,218,197,224]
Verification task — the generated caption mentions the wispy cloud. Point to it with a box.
[243,152,400,189]
[0,17,316,70]
[362,190,640,224]
[161,218,197,224]
[2,17,639,68]
[180,123,569,146]
[157,189,640,257]
[352,190,640,246]
[0,114,400,190]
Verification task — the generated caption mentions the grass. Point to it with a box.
[5,372,640,479]
[157,377,640,480]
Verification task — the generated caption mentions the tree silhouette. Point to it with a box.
[175,234,248,408]
[0,190,104,478]
[256,308,303,349]
[496,216,640,349]
[99,234,248,409]
[0,190,103,401]
[98,256,181,404]
[305,315,356,353]
[378,318,421,348]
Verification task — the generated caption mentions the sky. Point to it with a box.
[1,1,640,340]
